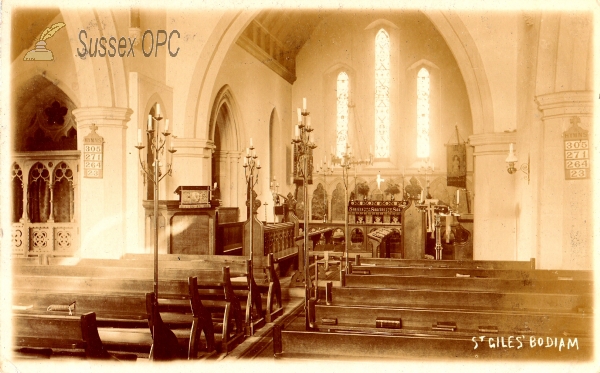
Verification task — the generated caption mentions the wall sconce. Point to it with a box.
[505,143,530,184]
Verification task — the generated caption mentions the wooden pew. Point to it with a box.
[13,311,137,360]
[272,325,592,360]
[347,264,593,281]
[12,267,244,357]
[353,255,536,270]
[342,273,593,294]
[113,253,282,324]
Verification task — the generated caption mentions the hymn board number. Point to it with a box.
[83,124,104,178]
[563,116,590,180]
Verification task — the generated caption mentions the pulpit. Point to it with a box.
[143,200,238,255]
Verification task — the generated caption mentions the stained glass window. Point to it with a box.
[336,72,349,157]
[417,67,430,158]
[374,29,390,158]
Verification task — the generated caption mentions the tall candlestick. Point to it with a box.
[138,129,142,145]
[302,98,307,110]
[164,119,169,132]
[147,115,153,131]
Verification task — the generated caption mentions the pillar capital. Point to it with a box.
[172,138,215,159]
[468,132,517,157]
[72,107,133,129]
[535,91,593,121]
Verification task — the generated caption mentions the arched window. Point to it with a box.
[374,29,390,158]
[336,72,349,157]
[417,67,430,158]
[12,163,23,223]
[53,162,75,223]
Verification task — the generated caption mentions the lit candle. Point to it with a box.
[147,115,153,131]
[250,138,253,147]
[297,108,302,123]
[303,97,307,111]
[164,119,169,132]
[155,104,161,117]
[456,189,460,204]
[137,129,142,145]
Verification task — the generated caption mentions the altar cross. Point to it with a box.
[376,172,384,190]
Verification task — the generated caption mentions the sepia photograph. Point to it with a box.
[0,0,598,372]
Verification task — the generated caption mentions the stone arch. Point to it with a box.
[183,10,260,139]
[423,10,494,134]
[60,8,129,108]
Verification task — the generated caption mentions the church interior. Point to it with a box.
[3,3,597,367]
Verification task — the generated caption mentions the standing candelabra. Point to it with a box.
[242,139,260,335]
[315,159,333,223]
[292,101,317,329]
[135,105,175,359]
[135,104,176,299]
[330,143,373,273]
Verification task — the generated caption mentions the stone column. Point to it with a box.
[169,138,214,190]
[468,132,517,260]
[72,107,132,258]
[535,91,593,269]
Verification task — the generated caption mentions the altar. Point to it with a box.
[347,199,410,258]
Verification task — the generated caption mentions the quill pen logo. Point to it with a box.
[24,22,66,61]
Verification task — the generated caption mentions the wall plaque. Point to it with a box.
[563,117,590,180]
[83,124,104,178]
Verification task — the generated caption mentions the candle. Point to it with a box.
[295,125,300,138]
[256,159,260,167]
[446,216,451,243]
[164,119,169,132]
[270,182,273,188]
[303,97,307,110]
[250,138,253,147]
[306,116,311,128]
[137,129,142,145]
[170,143,174,152]
[276,182,279,187]
[297,108,302,122]
[420,190,424,202]
[244,157,248,166]
[509,143,514,154]
[274,175,277,181]
[309,132,314,143]
[214,182,217,189]
[456,189,460,204]
[147,115,153,131]
[155,104,161,117]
